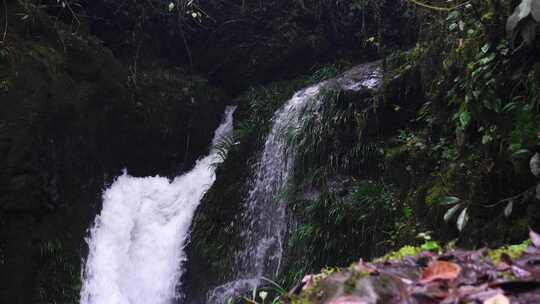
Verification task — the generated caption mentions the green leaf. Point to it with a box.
[479,53,496,65]
[502,102,517,113]
[447,10,459,20]
[440,196,461,205]
[481,43,490,54]
[504,201,514,218]
[457,207,469,232]
[512,148,530,157]
[444,204,462,223]
[403,206,413,218]
[421,240,441,252]
[459,111,471,129]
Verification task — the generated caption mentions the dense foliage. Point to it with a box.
[249,0,540,292]
[2,0,540,303]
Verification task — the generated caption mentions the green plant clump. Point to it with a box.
[488,239,532,263]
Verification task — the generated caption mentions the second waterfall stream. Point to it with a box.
[207,62,382,303]
[80,107,236,304]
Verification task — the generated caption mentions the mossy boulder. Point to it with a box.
[289,236,539,304]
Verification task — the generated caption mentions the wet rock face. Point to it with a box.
[0,23,227,303]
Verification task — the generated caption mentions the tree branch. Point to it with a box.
[408,0,472,12]
[485,185,536,208]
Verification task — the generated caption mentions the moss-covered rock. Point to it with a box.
[289,236,538,304]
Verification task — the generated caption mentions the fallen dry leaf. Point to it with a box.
[420,261,461,283]
[301,274,315,291]
[483,293,510,304]
[354,259,378,274]
[511,265,532,278]
[530,229,540,248]
[496,262,511,272]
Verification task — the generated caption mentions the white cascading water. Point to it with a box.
[207,62,383,303]
[80,106,236,304]
[206,85,323,303]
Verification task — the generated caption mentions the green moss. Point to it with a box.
[488,239,531,263]
[293,277,323,304]
[343,276,356,295]
[377,245,422,261]
[290,296,312,304]
[378,275,393,290]
[340,269,372,295]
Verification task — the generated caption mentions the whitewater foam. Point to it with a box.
[80,106,235,304]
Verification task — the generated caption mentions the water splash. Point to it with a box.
[80,106,236,304]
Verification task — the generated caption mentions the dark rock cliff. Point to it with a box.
[0,3,227,302]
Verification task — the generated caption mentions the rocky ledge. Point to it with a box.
[285,231,540,304]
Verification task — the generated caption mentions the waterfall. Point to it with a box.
[207,61,382,303]
[206,85,323,303]
[80,106,236,304]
